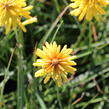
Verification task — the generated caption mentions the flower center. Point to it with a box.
[4,4,9,8]
[51,59,59,65]
[2,3,10,9]
[2,0,14,9]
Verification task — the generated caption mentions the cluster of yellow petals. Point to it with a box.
[33,42,77,87]
[69,0,109,21]
[0,0,37,34]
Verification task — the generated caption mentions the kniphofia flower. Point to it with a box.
[33,42,77,87]
[0,0,37,34]
[69,0,109,21]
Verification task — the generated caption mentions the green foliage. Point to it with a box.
[0,0,109,109]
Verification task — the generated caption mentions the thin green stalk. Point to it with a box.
[51,21,63,42]
[17,66,24,109]
[62,0,81,30]
[88,22,93,47]
[56,86,63,109]
[33,80,47,109]
[15,30,24,109]
[38,6,69,48]
[53,0,60,13]
[0,45,16,104]
[82,94,98,109]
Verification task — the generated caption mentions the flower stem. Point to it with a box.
[38,6,69,48]
[0,40,16,107]
[15,30,24,109]
[17,66,24,109]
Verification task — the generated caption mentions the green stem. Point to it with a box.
[0,43,16,106]
[17,67,24,109]
[51,21,63,43]
[56,86,62,109]
[15,30,24,109]
[38,6,69,48]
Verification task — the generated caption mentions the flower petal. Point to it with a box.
[56,75,62,87]
[61,73,68,82]
[62,65,77,74]
[44,75,51,84]
[35,69,46,77]
[36,49,48,58]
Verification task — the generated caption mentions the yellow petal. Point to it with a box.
[53,41,57,49]
[79,5,88,21]
[57,64,65,72]
[60,61,77,66]
[22,17,37,26]
[96,5,106,14]
[35,69,46,77]
[61,73,68,82]
[45,42,50,49]
[5,18,12,34]
[36,49,48,58]
[57,75,62,87]
[17,19,27,32]
[33,62,43,67]
[23,6,33,11]
[44,75,51,84]
[33,59,50,67]
[45,64,54,72]
[63,65,77,74]
[56,45,61,55]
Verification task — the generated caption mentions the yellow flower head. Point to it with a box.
[0,0,37,34]
[69,0,109,21]
[33,42,77,87]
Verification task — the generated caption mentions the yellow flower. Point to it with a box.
[0,0,37,34]
[33,42,77,87]
[69,0,109,21]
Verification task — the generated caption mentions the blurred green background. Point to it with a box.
[0,0,109,109]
